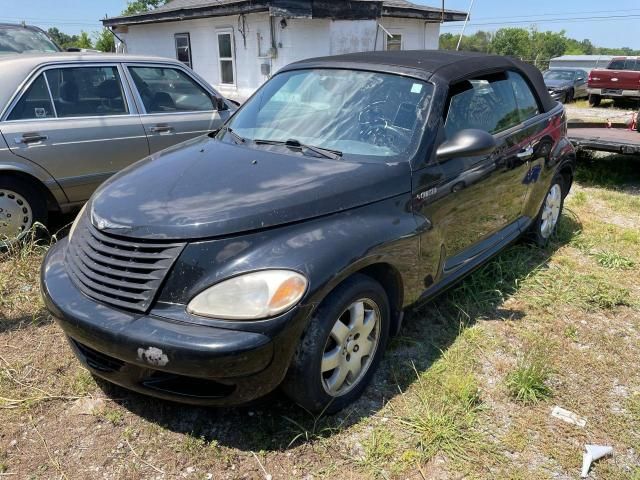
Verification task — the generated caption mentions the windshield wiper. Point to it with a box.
[253,138,342,160]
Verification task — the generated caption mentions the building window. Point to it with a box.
[217,31,235,85]
[386,33,403,51]
[175,33,192,68]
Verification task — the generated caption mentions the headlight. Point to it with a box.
[187,270,308,320]
[68,203,87,243]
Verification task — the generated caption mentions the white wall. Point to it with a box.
[116,14,441,101]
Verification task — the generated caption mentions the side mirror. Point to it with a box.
[577,77,585,82]
[436,129,497,161]
[214,97,228,111]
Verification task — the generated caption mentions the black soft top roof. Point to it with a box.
[281,50,556,113]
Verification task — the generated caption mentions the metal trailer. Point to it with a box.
[568,122,640,154]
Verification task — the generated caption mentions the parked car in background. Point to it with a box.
[0,23,61,55]
[588,57,640,106]
[42,51,576,414]
[0,53,235,247]
[543,68,589,103]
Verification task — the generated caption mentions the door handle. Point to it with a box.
[149,124,174,133]
[517,146,535,160]
[15,133,48,144]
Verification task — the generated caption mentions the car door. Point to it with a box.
[125,64,232,154]
[415,71,535,278]
[574,70,588,98]
[0,64,149,203]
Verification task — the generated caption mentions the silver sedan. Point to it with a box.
[0,53,235,247]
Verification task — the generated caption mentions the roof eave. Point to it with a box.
[103,2,467,27]
[103,1,270,27]
[381,7,467,22]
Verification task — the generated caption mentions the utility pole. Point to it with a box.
[456,0,477,51]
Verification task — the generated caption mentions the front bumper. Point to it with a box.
[548,90,568,101]
[41,240,309,406]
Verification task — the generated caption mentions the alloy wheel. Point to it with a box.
[0,189,33,247]
[321,298,381,396]
[540,183,562,239]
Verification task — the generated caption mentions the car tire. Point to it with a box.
[282,274,390,414]
[528,174,566,247]
[588,94,601,107]
[564,89,574,104]
[0,177,47,249]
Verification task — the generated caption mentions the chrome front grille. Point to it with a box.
[65,217,185,313]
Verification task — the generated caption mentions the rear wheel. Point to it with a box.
[588,94,601,107]
[529,174,566,247]
[0,177,47,249]
[282,274,390,414]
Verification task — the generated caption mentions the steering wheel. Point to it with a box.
[359,102,410,150]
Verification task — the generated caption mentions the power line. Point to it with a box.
[468,8,640,21]
[441,14,640,29]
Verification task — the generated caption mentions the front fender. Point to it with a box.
[157,195,421,328]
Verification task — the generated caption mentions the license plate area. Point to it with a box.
[603,89,623,96]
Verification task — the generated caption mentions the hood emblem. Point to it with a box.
[91,210,128,231]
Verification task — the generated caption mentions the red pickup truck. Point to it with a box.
[588,57,640,107]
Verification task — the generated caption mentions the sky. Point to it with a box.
[0,0,638,49]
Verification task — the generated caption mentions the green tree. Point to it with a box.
[123,0,168,15]
[490,28,531,58]
[47,27,77,50]
[94,29,115,52]
[76,31,93,49]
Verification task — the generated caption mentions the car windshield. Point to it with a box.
[226,68,433,161]
[0,26,60,55]
[544,70,575,81]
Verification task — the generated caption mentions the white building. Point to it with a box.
[104,0,466,100]
[549,55,614,72]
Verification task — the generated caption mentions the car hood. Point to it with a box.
[90,136,410,240]
[545,79,572,89]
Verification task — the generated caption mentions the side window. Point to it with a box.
[608,59,626,70]
[128,66,214,113]
[508,71,540,123]
[445,73,519,138]
[624,59,639,71]
[174,33,192,68]
[7,74,55,121]
[45,66,128,118]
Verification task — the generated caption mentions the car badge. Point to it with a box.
[91,210,127,231]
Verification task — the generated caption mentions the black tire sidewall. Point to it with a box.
[0,177,47,246]
[565,89,574,103]
[282,274,390,414]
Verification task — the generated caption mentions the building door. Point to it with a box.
[217,30,235,85]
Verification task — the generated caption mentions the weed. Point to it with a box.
[563,325,578,341]
[359,427,396,477]
[179,434,207,454]
[100,408,124,426]
[505,354,552,404]
[593,250,636,269]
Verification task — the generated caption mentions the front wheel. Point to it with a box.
[282,274,390,414]
[564,89,574,104]
[529,175,566,247]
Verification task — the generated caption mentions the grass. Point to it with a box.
[593,250,636,269]
[1,154,640,478]
[505,354,553,404]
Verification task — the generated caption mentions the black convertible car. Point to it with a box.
[42,51,575,413]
